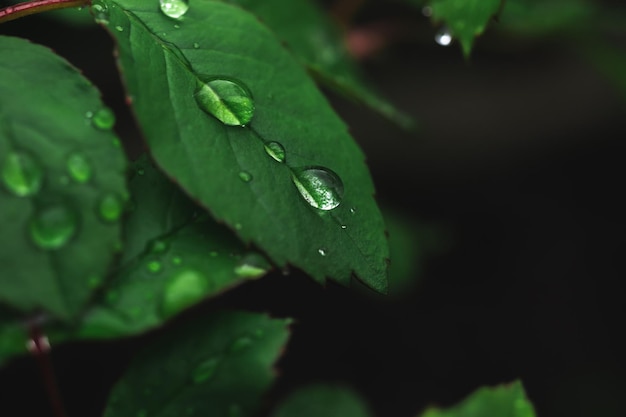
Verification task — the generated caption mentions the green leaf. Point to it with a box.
[0,35,128,320]
[1,1,96,26]
[97,1,390,293]
[103,310,291,417]
[428,0,503,57]
[418,380,536,417]
[221,0,414,129]
[0,309,30,367]
[271,384,374,417]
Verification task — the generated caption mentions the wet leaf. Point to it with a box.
[271,384,374,417]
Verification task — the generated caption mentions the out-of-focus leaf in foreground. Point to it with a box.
[271,384,374,417]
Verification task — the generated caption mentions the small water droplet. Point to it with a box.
[2,151,43,197]
[291,166,344,211]
[115,25,124,32]
[340,224,347,229]
[192,357,220,383]
[318,248,327,256]
[91,1,109,24]
[147,260,162,273]
[172,256,182,265]
[194,78,254,126]
[92,107,116,130]
[161,270,209,318]
[30,205,78,250]
[229,336,253,353]
[234,222,243,230]
[149,239,168,253]
[238,171,252,182]
[435,26,453,46]
[349,207,356,214]
[193,42,200,49]
[264,141,286,163]
[98,193,124,222]
[66,153,92,183]
[174,24,180,29]
[159,0,189,19]
[234,253,269,278]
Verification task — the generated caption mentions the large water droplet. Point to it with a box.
[291,166,344,211]
[91,1,109,24]
[161,270,209,318]
[234,253,269,278]
[30,205,77,250]
[160,0,189,19]
[66,153,92,183]
[2,151,43,197]
[264,141,285,163]
[194,78,254,126]
[435,26,453,46]
[92,107,115,130]
[192,357,220,383]
[98,193,123,222]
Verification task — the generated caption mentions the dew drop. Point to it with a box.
[193,42,200,49]
[30,205,78,250]
[92,107,116,130]
[264,141,285,163]
[238,171,252,182]
[2,151,43,197]
[318,248,327,256]
[435,26,453,46]
[194,78,254,126]
[340,224,347,229]
[115,25,124,32]
[192,357,220,383]
[161,270,209,318]
[91,1,109,24]
[66,153,92,183]
[149,239,168,253]
[229,336,253,353]
[159,0,190,19]
[234,253,269,278]
[291,166,344,211]
[147,261,162,273]
[98,193,124,222]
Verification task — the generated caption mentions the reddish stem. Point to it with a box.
[28,325,68,417]
[0,0,89,24]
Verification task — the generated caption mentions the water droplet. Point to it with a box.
[92,107,115,130]
[147,261,162,273]
[161,269,209,318]
[194,78,254,126]
[318,248,327,256]
[98,193,123,222]
[193,42,200,49]
[234,223,242,230]
[264,141,285,163]
[2,151,43,197]
[115,25,124,32]
[30,205,78,250]
[149,239,168,253]
[159,0,190,19]
[340,224,347,229]
[192,357,220,383]
[349,207,356,214]
[66,153,92,183]
[172,256,182,265]
[229,336,253,353]
[291,166,344,211]
[234,253,269,278]
[435,26,453,46]
[238,171,252,182]
[91,1,109,24]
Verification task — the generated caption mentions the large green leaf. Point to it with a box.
[222,0,413,129]
[418,380,536,417]
[95,0,389,293]
[0,35,128,320]
[0,1,95,26]
[271,384,374,417]
[428,0,503,57]
[103,310,292,417]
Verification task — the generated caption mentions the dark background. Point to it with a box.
[1,1,625,417]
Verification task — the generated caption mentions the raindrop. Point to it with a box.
[2,151,43,197]
[174,24,180,29]
[159,0,190,19]
[98,192,124,222]
[193,42,200,49]
[161,269,209,318]
[147,261,162,273]
[30,205,78,250]
[349,207,356,214]
[192,357,220,383]
[91,1,109,24]
[115,25,124,32]
[340,224,347,229]
[291,166,344,211]
[238,171,252,182]
[229,336,253,353]
[194,78,254,126]
[234,253,269,278]
[66,153,92,183]
[149,239,168,253]
[318,248,327,256]
[264,141,285,163]
[92,107,116,130]
[435,26,453,46]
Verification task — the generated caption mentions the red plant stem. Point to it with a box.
[28,325,68,417]
[0,0,89,24]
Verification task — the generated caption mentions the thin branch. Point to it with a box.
[0,0,89,24]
